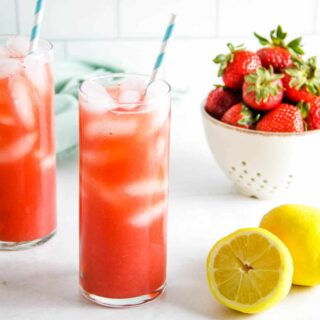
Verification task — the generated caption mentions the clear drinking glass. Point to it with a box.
[79,74,171,307]
[0,35,56,250]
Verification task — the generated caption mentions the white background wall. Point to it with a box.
[1,0,320,89]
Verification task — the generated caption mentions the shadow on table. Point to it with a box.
[0,239,176,314]
[0,265,77,307]
[0,258,103,311]
[164,257,252,320]
[290,284,316,295]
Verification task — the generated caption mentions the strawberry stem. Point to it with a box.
[213,43,245,77]
[244,67,283,103]
[254,25,304,55]
[285,56,320,95]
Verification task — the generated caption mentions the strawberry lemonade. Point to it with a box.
[79,74,171,307]
[0,36,56,249]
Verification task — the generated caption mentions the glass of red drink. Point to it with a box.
[0,35,56,250]
[79,74,171,307]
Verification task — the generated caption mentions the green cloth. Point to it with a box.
[54,60,124,159]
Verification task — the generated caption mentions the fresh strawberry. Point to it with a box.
[205,86,242,119]
[307,101,320,130]
[254,25,304,71]
[213,43,261,90]
[282,74,315,102]
[283,56,320,103]
[243,66,284,111]
[221,103,258,129]
[257,47,293,71]
[298,98,320,130]
[256,103,304,132]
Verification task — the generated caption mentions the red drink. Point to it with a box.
[0,36,56,249]
[79,74,171,307]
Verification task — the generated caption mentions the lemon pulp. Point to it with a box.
[207,228,293,314]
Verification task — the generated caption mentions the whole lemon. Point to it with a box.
[260,204,320,286]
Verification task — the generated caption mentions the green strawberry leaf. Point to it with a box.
[287,37,304,55]
[244,73,258,84]
[254,25,304,55]
[213,43,245,77]
[297,101,310,119]
[213,54,227,63]
[276,25,287,40]
[237,104,257,126]
[227,43,245,53]
[285,56,320,94]
[253,32,270,46]
[306,83,317,95]
[246,85,257,93]
[245,66,284,103]
[213,84,225,88]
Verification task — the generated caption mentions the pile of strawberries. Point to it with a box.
[205,26,320,132]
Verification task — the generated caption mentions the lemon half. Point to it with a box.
[206,228,293,314]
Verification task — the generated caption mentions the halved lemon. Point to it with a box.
[206,228,293,314]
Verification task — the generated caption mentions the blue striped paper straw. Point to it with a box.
[29,0,45,54]
[150,13,177,83]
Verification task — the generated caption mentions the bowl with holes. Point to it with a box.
[201,103,320,200]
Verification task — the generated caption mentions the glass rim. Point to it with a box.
[79,73,172,109]
[0,34,53,57]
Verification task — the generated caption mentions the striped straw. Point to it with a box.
[29,0,45,54]
[149,13,177,83]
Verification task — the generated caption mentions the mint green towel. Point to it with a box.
[54,60,123,159]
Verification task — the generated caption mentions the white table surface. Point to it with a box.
[1,88,320,320]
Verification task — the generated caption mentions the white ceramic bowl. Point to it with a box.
[201,103,320,199]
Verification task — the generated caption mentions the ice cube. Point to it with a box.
[119,90,141,104]
[24,55,48,93]
[145,103,170,135]
[144,80,170,102]
[0,132,37,164]
[0,59,22,79]
[81,173,121,204]
[85,117,138,139]
[6,36,29,58]
[81,150,99,165]
[10,76,35,129]
[155,137,166,159]
[129,201,166,226]
[0,116,15,126]
[144,80,170,134]
[40,154,56,170]
[118,89,141,110]
[0,46,10,58]
[120,76,147,95]
[118,77,146,109]
[82,148,126,166]
[124,179,168,197]
[81,80,115,112]
[81,150,108,166]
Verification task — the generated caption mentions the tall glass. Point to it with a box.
[0,35,56,250]
[79,74,171,307]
